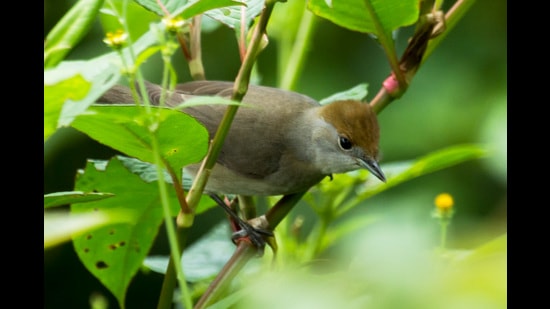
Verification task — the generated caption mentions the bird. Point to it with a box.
[98,80,386,248]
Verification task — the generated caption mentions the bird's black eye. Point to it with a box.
[339,136,353,150]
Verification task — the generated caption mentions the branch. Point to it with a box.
[181,1,276,222]
[193,192,306,309]
[370,0,476,114]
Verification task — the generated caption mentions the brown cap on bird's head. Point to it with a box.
[318,100,384,182]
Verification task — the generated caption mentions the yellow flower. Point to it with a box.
[103,30,128,49]
[434,193,454,210]
[432,192,455,220]
[162,16,187,34]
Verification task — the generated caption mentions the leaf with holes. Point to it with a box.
[71,157,180,307]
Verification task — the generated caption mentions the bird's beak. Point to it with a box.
[359,159,386,183]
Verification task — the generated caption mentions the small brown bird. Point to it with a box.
[100,80,385,192]
[99,80,385,246]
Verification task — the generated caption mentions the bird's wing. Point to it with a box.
[168,81,320,179]
[171,81,285,178]
[106,80,320,179]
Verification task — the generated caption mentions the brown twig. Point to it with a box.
[370,0,472,114]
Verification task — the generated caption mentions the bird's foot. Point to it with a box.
[209,194,276,256]
[231,215,274,256]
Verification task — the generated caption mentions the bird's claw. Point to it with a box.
[231,217,274,256]
[208,194,277,256]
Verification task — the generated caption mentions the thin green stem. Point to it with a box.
[153,34,193,308]
[151,137,191,309]
[193,242,257,309]
[108,6,192,306]
[279,9,317,90]
[156,227,189,309]
[238,195,257,220]
[185,2,275,211]
[189,15,206,80]
[362,0,405,88]
[369,0,476,114]
[193,191,305,309]
[185,3,278,308]
[303,217,329,261]
[265,192,306,228]
[439,220,449,250]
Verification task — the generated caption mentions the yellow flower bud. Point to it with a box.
[103,29,128,49]
[162,16,187,34]
[434,193,454,210]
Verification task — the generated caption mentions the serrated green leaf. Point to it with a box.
[307,0,419,34]
[44,191,115,209]
[71,105,209,181]
[71,157,180,307]
[44,0,105,68]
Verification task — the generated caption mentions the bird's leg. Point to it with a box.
[208,194,273,255]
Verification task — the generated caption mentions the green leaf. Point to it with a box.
[320,215,379,252]
[319,83,368,105]
[44,74,92,141]
[171,95,247,109]
[45,210,132,249]
[203,0,263,30]
[451,234,507,266]
[133,0,184,16]
[134,0,245,18]
[44,0,105,68]
[44,27,160,142]
[437,234,507,307]
[99,0,159,41]
[335,144,489,215]
[117,156,217,214]
[71,157,180,307]
[144,222,234,281]
[71,105,209,181]
[359,144,488,198]
[307,0,419,34]
[44,191,115,209]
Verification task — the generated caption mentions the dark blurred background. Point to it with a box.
[44,1,506,308]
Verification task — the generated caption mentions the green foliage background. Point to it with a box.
[44,0,506,308]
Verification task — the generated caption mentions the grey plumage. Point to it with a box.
[98,81,383,196]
